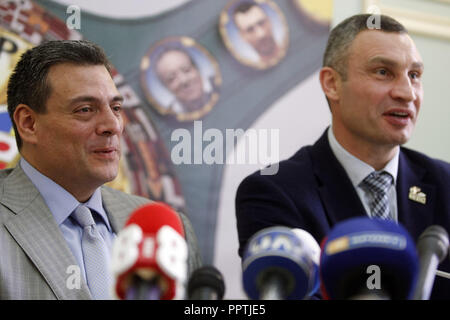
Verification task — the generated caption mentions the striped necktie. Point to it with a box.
[360,171,394,220]
[72,205,112,299]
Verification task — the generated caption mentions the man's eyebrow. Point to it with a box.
[367,56,424,70]
[411,61,424,71]
[68,95,124,105]
[112,95,124,103]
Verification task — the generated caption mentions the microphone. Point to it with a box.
[187,266,225,300]
[291,228,321,296]
[111,202,188,300]
[242,226,319,300]
[412,225,449,300]
[320,217,419,300]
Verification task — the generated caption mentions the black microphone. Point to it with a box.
[187,266,225,300]
[413,225,449,300]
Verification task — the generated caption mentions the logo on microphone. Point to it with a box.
[111,222,188,300]
[325,232,407,255]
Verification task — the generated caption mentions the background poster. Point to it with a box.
[0,0,339,299]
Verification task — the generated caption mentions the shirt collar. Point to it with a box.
[84,188,112,231]
[327,126,399,187]
[20,157,112,231]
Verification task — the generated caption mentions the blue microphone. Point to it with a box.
[320,217,419,300]
[242,226,319,300]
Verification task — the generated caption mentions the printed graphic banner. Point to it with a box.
[1,0,332,298]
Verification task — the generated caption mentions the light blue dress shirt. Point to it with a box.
[20,158,116,284]
[327,127,399,222]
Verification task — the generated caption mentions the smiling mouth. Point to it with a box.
[95,150,115,153]
[386,111,410,118]
[382,109,415,128]
[383,107,414,119]
[92,148,119,158]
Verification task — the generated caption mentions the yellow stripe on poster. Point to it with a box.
[293,0,334,25]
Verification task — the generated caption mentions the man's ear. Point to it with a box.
[13,104,39,145]
[319,67,341,103]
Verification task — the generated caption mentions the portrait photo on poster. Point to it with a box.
[140,36,222,122]
[0,1,186,210]
[219,0,289,70]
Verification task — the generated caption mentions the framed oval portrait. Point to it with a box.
[219,0,289,70]
[140,36,222,122]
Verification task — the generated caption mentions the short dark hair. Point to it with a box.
[233,2,257,16]
[7,39,112,149]
[323,14,408,80]
[233,1,263,26]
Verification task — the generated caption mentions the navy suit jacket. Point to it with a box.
[236,129,450,299]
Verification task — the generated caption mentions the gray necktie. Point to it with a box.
[361,171,394,220]
[72,205,112,299]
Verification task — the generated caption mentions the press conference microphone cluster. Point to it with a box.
[413,225,449,300]
[320,217,419,300]
[242,226,320,300]
[187,266,225,300]
[110,202,189,300]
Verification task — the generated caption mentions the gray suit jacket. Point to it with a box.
[0,165,202,299]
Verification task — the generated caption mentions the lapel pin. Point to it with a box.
[409,186,426,204]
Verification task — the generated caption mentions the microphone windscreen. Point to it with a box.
[242,226,317,300]
[292,228,321,296]
[112,202,188,300]
[125,202,185,237]
[320,217,418,299]
[417,225,449,261]
[187,266,225,300]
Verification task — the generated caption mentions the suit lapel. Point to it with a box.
[101,186,137,232]
[0,166,92,300]
[308,131,436,240]
[310,130,367,225]
[397,150,435,240]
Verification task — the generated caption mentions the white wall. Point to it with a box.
[54,0,191,19]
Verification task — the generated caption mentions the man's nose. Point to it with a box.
[390,74,417,102]
[177,70,192,85]
[96,106,123,136]
[254,25,266,39]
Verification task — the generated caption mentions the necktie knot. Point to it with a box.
[72,205,95,228]
[362,171,393,195]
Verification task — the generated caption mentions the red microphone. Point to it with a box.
[111,202,188,300]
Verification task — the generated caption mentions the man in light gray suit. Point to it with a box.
[0,40,202,299]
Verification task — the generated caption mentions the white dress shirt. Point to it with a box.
[327,127,399,222]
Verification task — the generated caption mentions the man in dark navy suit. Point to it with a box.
[235,14,450,299]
